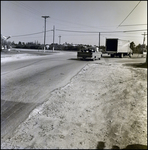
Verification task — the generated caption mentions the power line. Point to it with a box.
[17,2,39,17]
[123,29,146,33]
[50,17,102,30]
[56,29,99,33]
[21,1,42,16]
[119,24,147,27]
[50,17,119,31]
[11,30,52,38]
[117,1,141,28]
[56,29,124,33]
[10,1,41,21]
[12,32,44,37]
[10,2,112,30]
[11,1,39,18]
[10,28,147,40]
[10,1,106,30]
[56,29,147,34]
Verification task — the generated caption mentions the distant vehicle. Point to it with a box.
[77,48,102,61]
[1,46,4,50]
[106,38,133,58]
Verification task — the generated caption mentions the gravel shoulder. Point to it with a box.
[1,58,147,149]
[1,49,58,64]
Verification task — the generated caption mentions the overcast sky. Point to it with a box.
[1,1,147,46]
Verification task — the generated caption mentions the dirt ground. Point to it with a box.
[1,52,147,149]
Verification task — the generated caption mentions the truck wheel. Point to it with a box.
[93,56,97,61]
[120,53,123,58]
[111,54,114,57]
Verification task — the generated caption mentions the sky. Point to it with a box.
[1,1,147,46]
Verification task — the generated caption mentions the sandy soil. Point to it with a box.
[1,50,54,64]
[1,53,147,149]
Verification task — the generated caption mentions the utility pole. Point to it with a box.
[141,32,147,53]
[98,32,100,50]
[141,32,147,63]
[53,25,55,52]
[142,32,147,45]
[59,35,61,50]
[59,35,61,45]
[42,16,49,52]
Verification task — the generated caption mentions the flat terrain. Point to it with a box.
[1,49,147,149]
[1,49,87,141]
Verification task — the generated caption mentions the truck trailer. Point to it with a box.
[106,38,133,58]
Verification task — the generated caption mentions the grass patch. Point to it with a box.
[123,62,147,68]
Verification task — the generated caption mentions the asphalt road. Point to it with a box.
[1,50,88,140]
[1,50,146,141]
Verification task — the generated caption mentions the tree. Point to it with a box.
[130,41,136,53]
[18,41,22,45]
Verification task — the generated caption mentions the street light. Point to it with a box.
[1,35,11,50]
[2,35,11,40]
[42,16,49,52]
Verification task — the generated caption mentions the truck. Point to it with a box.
[105,38,133,58]
[77,48,102,61]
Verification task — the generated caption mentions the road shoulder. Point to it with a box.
[1,62,147,149]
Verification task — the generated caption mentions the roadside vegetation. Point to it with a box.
[1,39,105,52]
[1,34,147,53]
[1,35,147,68]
